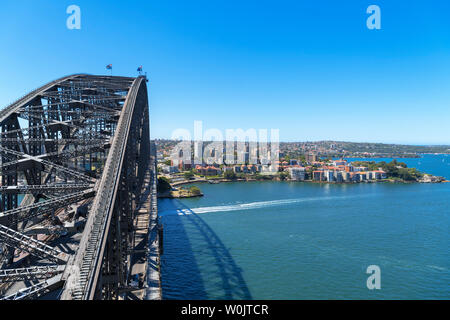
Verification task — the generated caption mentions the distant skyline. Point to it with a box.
[1,1,450,144]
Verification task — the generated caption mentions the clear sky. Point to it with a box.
[0,0,449,144]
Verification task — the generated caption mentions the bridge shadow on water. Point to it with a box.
[160,199,252,300]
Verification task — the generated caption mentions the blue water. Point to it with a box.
[159,155,450,299]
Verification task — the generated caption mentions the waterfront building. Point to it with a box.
[334,171,344,182]
[373,170,387,179]
[313,170,324,181]
[324,170,335,182]
[359,172,367,181]
[197,166,221,176]
[370,171,380,180]
[288,167,306,181]
[341,171,350,182]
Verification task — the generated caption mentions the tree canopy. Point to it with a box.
[351,160,422,181]
[224,170,237,180]
[157,177,172,193]
[184,171,195,180]
[189,186,202,195]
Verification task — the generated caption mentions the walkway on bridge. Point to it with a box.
[127,160,161,300]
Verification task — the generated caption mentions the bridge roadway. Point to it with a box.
[125,155,161,300]
[0,74,160,300]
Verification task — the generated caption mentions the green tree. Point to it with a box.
[236,173,247,179]
[255,174,274,180]
[189,186,202,196]
[279,172,289,180]
[157,177,172,193]
[224,170,237,180]
[184,171,195,180]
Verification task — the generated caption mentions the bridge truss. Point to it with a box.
[0,74,152,300]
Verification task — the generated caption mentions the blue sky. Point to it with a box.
[0,0,449,144]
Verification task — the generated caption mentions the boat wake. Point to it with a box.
[160,194,365,216]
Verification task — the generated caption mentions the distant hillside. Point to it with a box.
[154,139,450,158]
[280,141,450,155]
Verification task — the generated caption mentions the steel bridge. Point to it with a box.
[0,74,156,300]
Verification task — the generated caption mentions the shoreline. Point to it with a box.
[168,177,449,188]
[158,193,204,199]
[159,177,449,199]
[157,190,204,199]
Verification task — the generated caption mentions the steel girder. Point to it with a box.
[0,74,151,300]
[0,184,92,195]
[0,274,63,300]
[0,224,67,263]
[0,189,95,225]
[0,146,96,183]
[0,75,85,125]
[0,265,64,283]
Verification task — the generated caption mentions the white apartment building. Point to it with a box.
[288,167,306,181]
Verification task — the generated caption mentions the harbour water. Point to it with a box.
[159,155,450,299]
